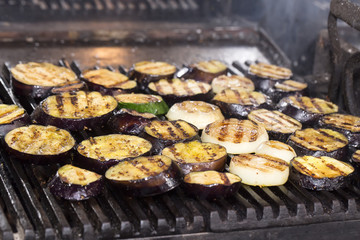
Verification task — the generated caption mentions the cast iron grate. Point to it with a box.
[0,61,360,239]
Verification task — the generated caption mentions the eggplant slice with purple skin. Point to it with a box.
[0,104,30,137]
[277,96,338,126]
[290,156,354,191]
[287,128,349,161]
[31,91,118,131]
[75,134,153,174]
[184,60,228,84]
[248,108,302,142]
[212,89,272,119]
[161,140,227,175]
[129,61,176,91]
[10,62,83,99]
[49,164,104,201]
[211,74,255,94]
[147,78,213,106]
[4,125,75,165]
[182,170,241,200]
[142,119,199,154]
[263,80,308,103]
[105,155,182,197]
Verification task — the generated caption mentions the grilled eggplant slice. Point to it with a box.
[185,60,228,83]
[270,80,308,102]
[277,96,338,126]
[0,104,29,136]
[11,62,80,98]
[161,140,227,174]
[182,171,241,199]
[229,154,289,186]
[105,155,182,197]
[76,134,152,174]
[31,91,118,131]
[129,61,176,90]
[255,140,296,163]
[211,75,255,94]
[108,108,157,135]
[287,128,348,161]
[4,125,75,165]
[114,93,168,116]
[142,120,199,154]
[201,119,268,154]
[351,150,360,167]
[147,78,212,106]
[166,101,224,130]
[49,164,104,200]
[290,156,354,191]
[82,68,137,94]
[318,113,360,148]
[212,89,272,119]
[248,109,302,142]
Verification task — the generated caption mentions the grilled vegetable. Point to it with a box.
[129,61,176,90]
[105,155,182,197]
[182,171,241,199]
[108,109,157,135]
[212,89,272,119]
[82,68,137,94]
[165,101,224,130]
[271,80,308,102]
[11,62,80,98]
[248,109,302,142]
[318,113,360,148]
[49,164,104,201]
[0,104,29,136]
[161,140,227,174]
[4,125,75,165]
[290,156,354,191]
[201,119,268,154]
[31,91,118,131]
[147,78,212,106]
[277,96,338,126]
[185,60,228,83]
[255,140,296,163]
[351,150,360,167]
[287,128,348,161]
[76,134,152,174]
[229,154,289,186]
[142,120,199,154]
[211,75,254,94]
[114,93,168,116]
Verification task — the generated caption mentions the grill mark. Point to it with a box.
[248,92,259,105]
[326,102,336,111]
[293,160,317,177]
[233,90,244,105]
[325,163,347,176]
[169,80,179,95]
[55,95,65,114]
[296,97,308,111]
[233,122,244,143]
[217,123,229,141]
[310,98,323,113]
[154,81,163,93]
[219,173,231,185]
[168,147,184,163]
[275,111,301,127]
[183,82,195,96]
[317,129,348,144]
[197,82,207,93]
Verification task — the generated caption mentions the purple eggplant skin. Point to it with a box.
[81,78,138,95]
[183,66,228,84]
[263,86,308,104]
[106,161,182,197]
[182,180,241,200]
[49,173,104,201]
[73,152,123,175]
[287,137,348,162]
[212,100,273,119]
[128,68,175,91]
[0,113,30,137]
[31,104,116,131]
[289,166,353,191]
[267,130,292,143]
[174,155,227,175]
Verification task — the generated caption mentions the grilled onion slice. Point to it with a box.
[148,78,212,106]
[161,140,227,174]
[186,60,228,83]
[182,171,241,199]
[287,128,348,160]
[248,109,302,142]
[130,61,176,90]
[49,164,104,201]
[211,75,254,94]
[31,91,118,131]
[229,154,289,186]
[277,96,338,126]
[142,120,199,154]
[0,104,29,136]
[201,119,268,154]
[105,155,182,197]
[166,101,224,130]
[318,113,360,148]
[290,156,354,191]
[76,134,152,174]
[255,140,296,163]
[212,89,272,119]
[11,62,80,98]
[5,125,75,165]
